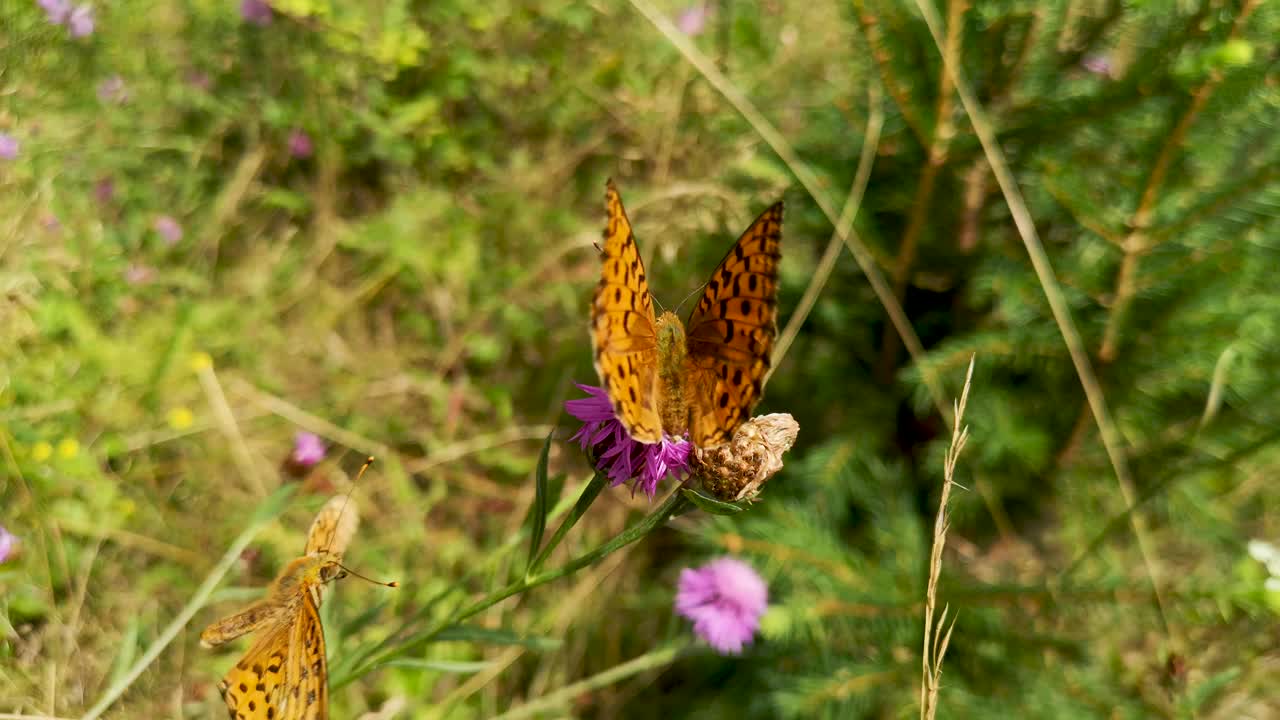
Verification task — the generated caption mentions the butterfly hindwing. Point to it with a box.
[684,201,784,447]
[218,620,291,719]
[281,591,328,720]
[591,180,664,443]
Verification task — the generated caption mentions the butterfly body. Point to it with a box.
[654,311,692,435]
[591,181,783,448]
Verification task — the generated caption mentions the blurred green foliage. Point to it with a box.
[1,0,1278,717]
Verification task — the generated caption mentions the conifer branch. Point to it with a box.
[1098,0,1261,363]
[909,0,1173,643]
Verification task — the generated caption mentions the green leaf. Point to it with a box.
[525,430,555,573]
[680,487,745,515]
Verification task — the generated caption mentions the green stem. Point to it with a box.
[346,490,691,682]
[527,470,608,576]
[490,641,693,720]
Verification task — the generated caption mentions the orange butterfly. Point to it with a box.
[201,486,376,720]
[590,180,783,448]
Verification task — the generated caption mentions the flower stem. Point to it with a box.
[345,489,691,682]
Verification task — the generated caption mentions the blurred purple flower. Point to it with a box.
[153,215,183,245]
[675,556,768,655]
[0,132,18,160]
[565,383,691,498]
[1082,54,1112,77]
[186,70,212,91]
[124,264,155,285]
[0,526,18,564]
[97,75,128,104]
[42,214,62,233]
[94,177,115,204]
[292,432,326,467]
[287,129,313,159]
[240,0,273,26]
[67,4,93,37]
[38,0,71,24]
[676,4,708,36]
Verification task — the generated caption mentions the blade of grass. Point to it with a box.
[770,83,885,382]
[79,485,295,720]
[489,642,691,720]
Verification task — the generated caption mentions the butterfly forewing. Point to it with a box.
[591,180,664,443]
[683,201,784,447]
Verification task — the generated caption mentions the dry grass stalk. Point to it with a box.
[920,355,974,720]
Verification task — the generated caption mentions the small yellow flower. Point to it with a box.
[167,407,194,430]
[31,441,53,462]
[57,438,79,459]
[189,352,213,372]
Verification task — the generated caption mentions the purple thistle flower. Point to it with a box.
[94,177,114,204]
[186,70,212,92]
[153,214,183,245]
[675,556,768,655]
[67,4,93,37]
[0,132,18,160]
[1081,54,1113,77]
[292,432,326,467]
[565,383,691,499]
[676,4,709,36]
[240,0,273,26]
[97,75,128,104]
[38,0,71,24]
[0,525,17,564]
[287,129,313,159]
[124,263,155,285]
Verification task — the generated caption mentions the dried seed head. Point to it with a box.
[692,413,799,502]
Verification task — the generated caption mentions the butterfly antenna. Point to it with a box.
[673,283,705,318]
[335,562,398,588]
[323,455,374,553]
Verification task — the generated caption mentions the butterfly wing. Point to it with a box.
[684,201,784,447]
[201,597,287,648]
[216,618,292,720]
[279,590,328,720]
[591,180,663,443]
[304,495,359,558]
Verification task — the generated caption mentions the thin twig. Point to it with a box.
[876,0,966,379]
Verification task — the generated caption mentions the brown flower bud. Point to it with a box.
[692,413,799,502]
